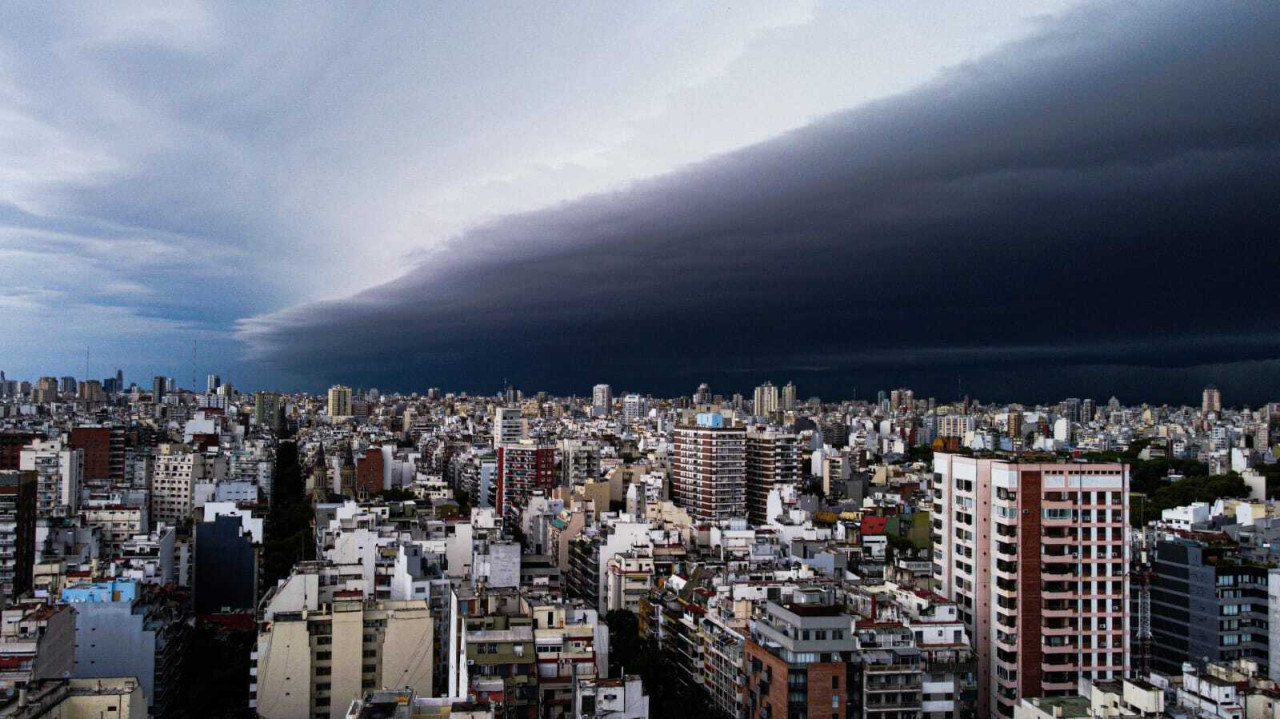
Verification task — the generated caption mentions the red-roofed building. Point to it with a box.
[860,516,888,536]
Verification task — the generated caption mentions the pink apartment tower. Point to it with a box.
[931,453,1130,719]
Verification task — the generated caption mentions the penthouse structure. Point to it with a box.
[932,454,1129,719]
[672,413,745,524]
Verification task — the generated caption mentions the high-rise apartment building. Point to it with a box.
[77,379,106,403]
[18,439,81,519]
[492,406,526,448]
[622,394,648,425]
[254,391,283,433]
[0,471,36,605]
[558,439,601,487]
[1149,536,1271,677]
[1081,398,1096,424]
[1201,385,1222,415]
[327,384,353,420]
[61,580,189,717]
[780,381,796,411]
[206,374,220,393]
[34,377,58,404]
[495,441,555,521]
[592,384,613,417]
[745,428,800,524]
[753,382,778,416]
[151,445,208,525]
[938,415,976,439]
[68,426,124,482]
[672,413,745,523]
[151,375,166,403]
[1061,398,1081,424]
[255,595,433,719]
[932,453,1129,719]
[694,382,711,406]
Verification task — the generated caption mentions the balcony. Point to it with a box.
[1041,551,1079,563]
[1042,605,1078,619]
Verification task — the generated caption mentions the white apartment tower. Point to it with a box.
[492,407,526,449]
[151,445,208,525]
[592,384,613,417]
[19,439,82,518]
[622,394,648,425]
[932,453,1129,719]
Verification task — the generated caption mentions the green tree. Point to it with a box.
[1132,472,1250,525]
[378,486,417,502]
[605,609,642,677]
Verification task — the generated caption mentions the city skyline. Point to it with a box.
[0,367,1256,416]
[3,1,1279,402]
[4,4,1280,718]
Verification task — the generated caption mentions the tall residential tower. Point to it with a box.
[932,454,1129,719]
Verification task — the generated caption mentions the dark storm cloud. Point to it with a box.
[239,1,1280,403]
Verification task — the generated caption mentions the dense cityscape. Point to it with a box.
[3,1,1278,718]
[0,373,1274,719]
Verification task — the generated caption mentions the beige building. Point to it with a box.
[254,593,433,719]
[604,549,652,613]
[0,677,147,718]
[0,605,75,697]
[328,385,353,421]
[1202,384,1222,415]
[81,505,147,556]
[150,445,207,526]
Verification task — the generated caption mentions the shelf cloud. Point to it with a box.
[237,1,1280,402]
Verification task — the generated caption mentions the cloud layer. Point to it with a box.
[1,1,1072,386]
[238,1,1280,403]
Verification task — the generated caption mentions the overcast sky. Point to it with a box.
[2,1,1277,403]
